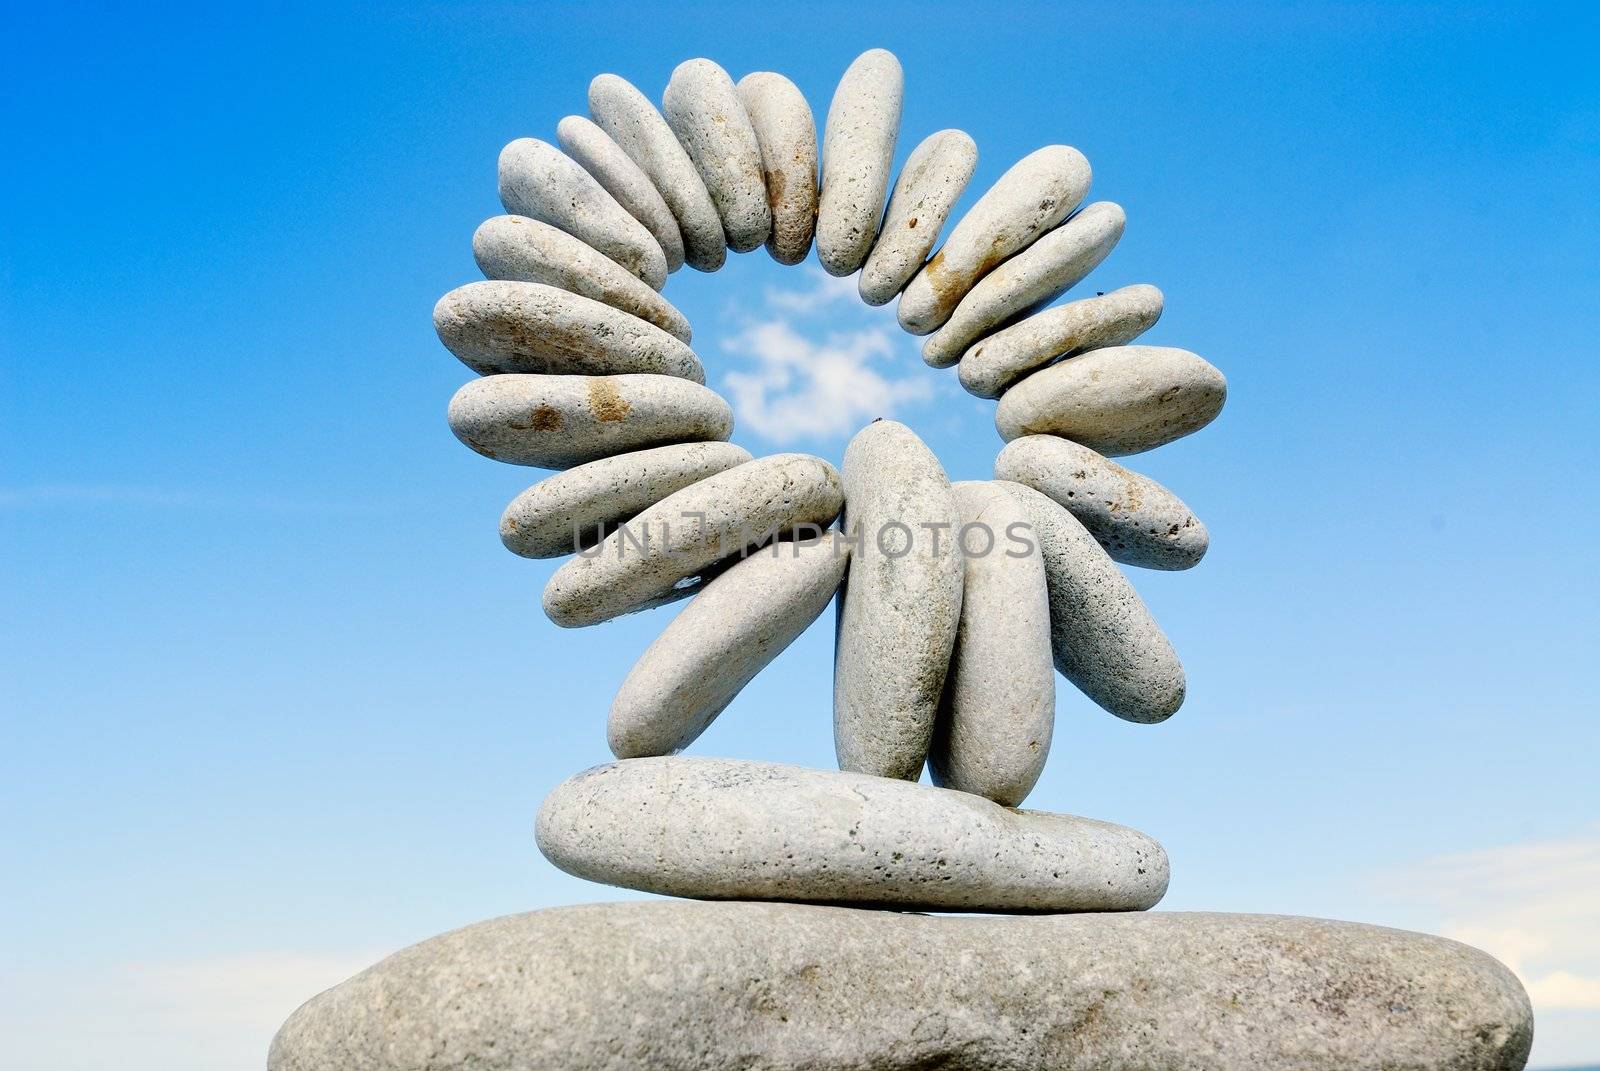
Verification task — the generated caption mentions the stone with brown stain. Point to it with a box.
[858,129,977,306]
[737,71,817,266]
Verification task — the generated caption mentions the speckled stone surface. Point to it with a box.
[995,435,1208,570]
[816,48,903,276]
[858,129,978,306]
[929,481,1054,806]
[542,453,842,627]
[433,280,702,380]
[269,901,1534,1071]
[737,71,817,265]
[472,215,691,342]
[833,420,962,781]
[996,481,1185,723]
[958,283,1163,399]
[447,373,732,470]
[663,58,771,254]
[556,114,686,273]
[995,345,1227,456]
[496,137,667,289]
[536,757,1167,911]
[609,536,847,757]
[500,441,752,558]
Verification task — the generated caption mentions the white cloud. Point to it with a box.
[760,267,861,313]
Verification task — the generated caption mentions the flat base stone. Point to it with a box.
[270,901,1532,1071]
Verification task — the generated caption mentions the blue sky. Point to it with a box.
[3,2,1597,1067]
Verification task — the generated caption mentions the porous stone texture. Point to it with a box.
[858,129,978,306]
[816,48,903,276]
[269,901,1535,1071]
[929,481,1054,806]
[997,481,1185,723]
[833,420,962,781]
[536,757,1167,911]
[959,283,1163,399]
[542,454,842,627]
[609,536,847,757]
[496,137,667,289]
[737,71,817,265]
[556,115,686,273]
[447,374,733,470]
[472,215,691,342]
[588,73,727,272]
[663,59,771,254]
[995,435,1208,571]
[922,201,1126,367]
[500,441,752,559]
[433,280,702,381]
[898,145,1091,334]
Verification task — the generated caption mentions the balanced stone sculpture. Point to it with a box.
[270,48,1535,1071]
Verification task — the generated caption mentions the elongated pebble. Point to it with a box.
[995,435,1207,570]
[543,454,843,627]
[899,146,1091,334]
[996,482,1184,723]
[472,216,691,343]
[448,374,732,470]
[433,280,702,381]
[923,201,1125,367]
[958,284,1163,398]
[496,137,667,289]
[816,49,903,276]
[929,481,1053,807]
[609,534,847,758]
[501,441,753,559]
[996,346,1226,456]
[834,420,962,781]
[589,74,726,272]
[663,59,771,254]
[737,71,817,265]
[858,129,977,306]
[556,115,686,273]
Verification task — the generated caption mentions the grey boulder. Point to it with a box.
[816,48,903,276]
[858,129,978,305]
[663,58,771,253]
[556,115,687,273]
[958,283,1163,398]
[737,71,817,265]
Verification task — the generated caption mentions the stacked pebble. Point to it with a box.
[270,50,1534,1071]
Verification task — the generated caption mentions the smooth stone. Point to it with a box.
[995,435,1208,570]
[542,454,842,627]
[500,441,753,559]
[495,137,666,289]
[537,757,1167,911]
[858,129,978,306]
[736,71,817,265]
[662,59,771,254]
[815,48,903,276]
[997,482,1184,723]
[833,420,962,781]
[609,536,847,757]
[958,283,1163,398]
[922,201,1125,367]
[589,73,726,272]
[433,280,702,381]
[269,901,1535,1071]
[447,374,732,470]
[556,115,686,273]
[929,481,1054,807]
[996,345,1227,456]
[898,145,1091,334]
[472,215,691,342]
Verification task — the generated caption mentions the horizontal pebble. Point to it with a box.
[500,441,753,559]
[447,373,732,470]
[816,48,903,276]
[995,345,1227,456]
[858,129,978,306]
[496,137,666,289]
[958,283,1163,398]
[922,201,1125,367]
[609,535,848,758]
[898,145,1091,334]
[737,71,817,265]
[663,59,771,253]
[542,454,843,627]
[556,115,686,273]
[472,216,691,342]
[433,280,702,381]
[995,435,1208,570]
